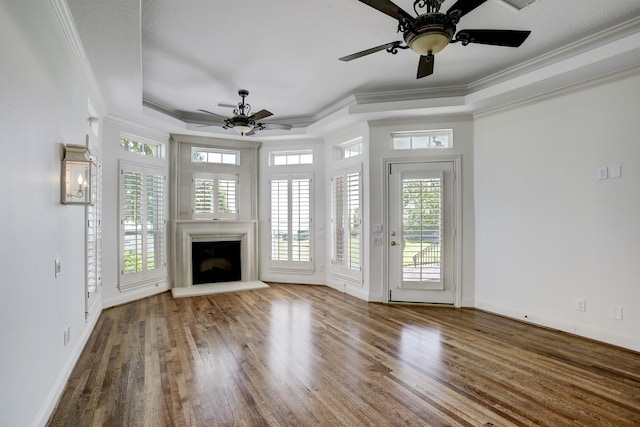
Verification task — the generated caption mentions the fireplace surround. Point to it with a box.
[172,220,267,297]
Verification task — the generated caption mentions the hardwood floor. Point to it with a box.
[48,283,640,426]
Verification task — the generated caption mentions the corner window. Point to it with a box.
[392,130,452,150]
[269,174,313,270]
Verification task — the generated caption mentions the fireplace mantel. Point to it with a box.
[173,220,259,290]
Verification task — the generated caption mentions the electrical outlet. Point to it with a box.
[611,306,623,321]
[576,299,586,312]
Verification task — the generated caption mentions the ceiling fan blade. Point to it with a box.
[417,55,434,79]
[356,0,413,21]
[250,109,273,121]
[456,29,531,47]
[245,129,256,136]
[446,0,487,20]
[260,123,293,131]
[197,109,229,121]
[217,102,236,108]
[339,41,402,61]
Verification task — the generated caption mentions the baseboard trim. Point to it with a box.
[32,301,102,427]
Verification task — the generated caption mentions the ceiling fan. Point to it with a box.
[197,89,293,136]
[340,0,531,78]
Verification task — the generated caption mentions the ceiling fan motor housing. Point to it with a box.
[403,13,456,56]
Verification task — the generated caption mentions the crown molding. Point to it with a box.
[49,0,106,115]
[103,115,171,141]
[469,15,640,93]
[474,63,640,119]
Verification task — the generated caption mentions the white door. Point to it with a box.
[387,161,456,304]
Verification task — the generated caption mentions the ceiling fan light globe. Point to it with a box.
[233,123,253,134]
[409,32,450,55]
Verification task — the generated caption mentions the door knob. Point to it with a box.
[390,241,397,246]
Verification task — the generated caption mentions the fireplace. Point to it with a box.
[192,240,241,285]
[172,220,267,298]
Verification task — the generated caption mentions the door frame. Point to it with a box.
[382,155,462,307]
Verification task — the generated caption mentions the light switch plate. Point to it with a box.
[597,167,608,180]
[373,224,383,233]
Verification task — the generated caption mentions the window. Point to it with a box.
[331,168,362,280]
[120,135,163,158]
[193,173,238,219]
[269,175,313,270]
[192,147,240,165]
[119,161,167,290]
[338,137,363,159]
[392,129,452,150]
[270,150,313,166]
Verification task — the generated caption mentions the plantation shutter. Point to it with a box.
[269,175,313,268]
[270,179,289,261]
[217,178,237,214]
[194,177,215,215]
[122,167,143,275]
[119,161,168,289]
[331,167,362,281]
[333,175,345,265]
[146,173,166,272]
[193,174,238,219]
[86,157,102,322]
[291,178,311,262]
[346,171,361,270]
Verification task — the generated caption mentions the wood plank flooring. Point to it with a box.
[48,283,640,426]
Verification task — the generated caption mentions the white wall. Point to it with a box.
[474,73,640,351]
[0,1,102,425]
[368,117,476,305]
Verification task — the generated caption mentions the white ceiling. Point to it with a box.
[67,0,640,139]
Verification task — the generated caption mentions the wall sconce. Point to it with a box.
[61,144,95,205]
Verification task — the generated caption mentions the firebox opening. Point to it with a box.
[192,240,242,285]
